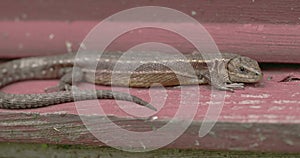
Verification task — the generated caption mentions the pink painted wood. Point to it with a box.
[0,22,299,63]
[0,67,299,153]
[1,0,299,23]
[0,0,299,63]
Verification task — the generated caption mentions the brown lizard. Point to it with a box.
[0,52,262,110]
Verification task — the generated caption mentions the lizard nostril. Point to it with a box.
[255,72,261,76]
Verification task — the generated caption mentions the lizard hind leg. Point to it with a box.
[45,67,84,92]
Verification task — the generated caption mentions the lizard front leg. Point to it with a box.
[202,59,244,92]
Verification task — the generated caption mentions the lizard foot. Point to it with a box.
[45,84,73,93]
[214,83,244,92]
[226,83,244,89]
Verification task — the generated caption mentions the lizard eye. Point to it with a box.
[239,66,245,72]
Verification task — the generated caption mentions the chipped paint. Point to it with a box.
[283,139,294,146]
[249,143,259,148]
[262,115,278,119]
[194,140,200,146]
[258,133,267,141]
[291,92,300,97]
[268,106,285,111]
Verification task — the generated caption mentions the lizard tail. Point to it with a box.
[0,90,157,111]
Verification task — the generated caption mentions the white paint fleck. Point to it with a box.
[249,105,261,109]
[268,106,285,111]
[231,106,244,110]
[273,100,300,104]
[191,10,197,16]
[238,100,263,105]
[53,127,60,132]
[205,101,224,105]
[151,116,158,121]
[65,41,73,53]
[49,33,55,40]
[241,94,270,98]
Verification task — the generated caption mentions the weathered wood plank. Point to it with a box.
[0,67,299,153]
[0,0,299,63]
[0,22,299,63]
[1,142,299,158]
[0,113,299,153]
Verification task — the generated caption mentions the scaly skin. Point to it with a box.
[0,52,263,110]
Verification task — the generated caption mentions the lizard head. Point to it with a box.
[227,56,263,83]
